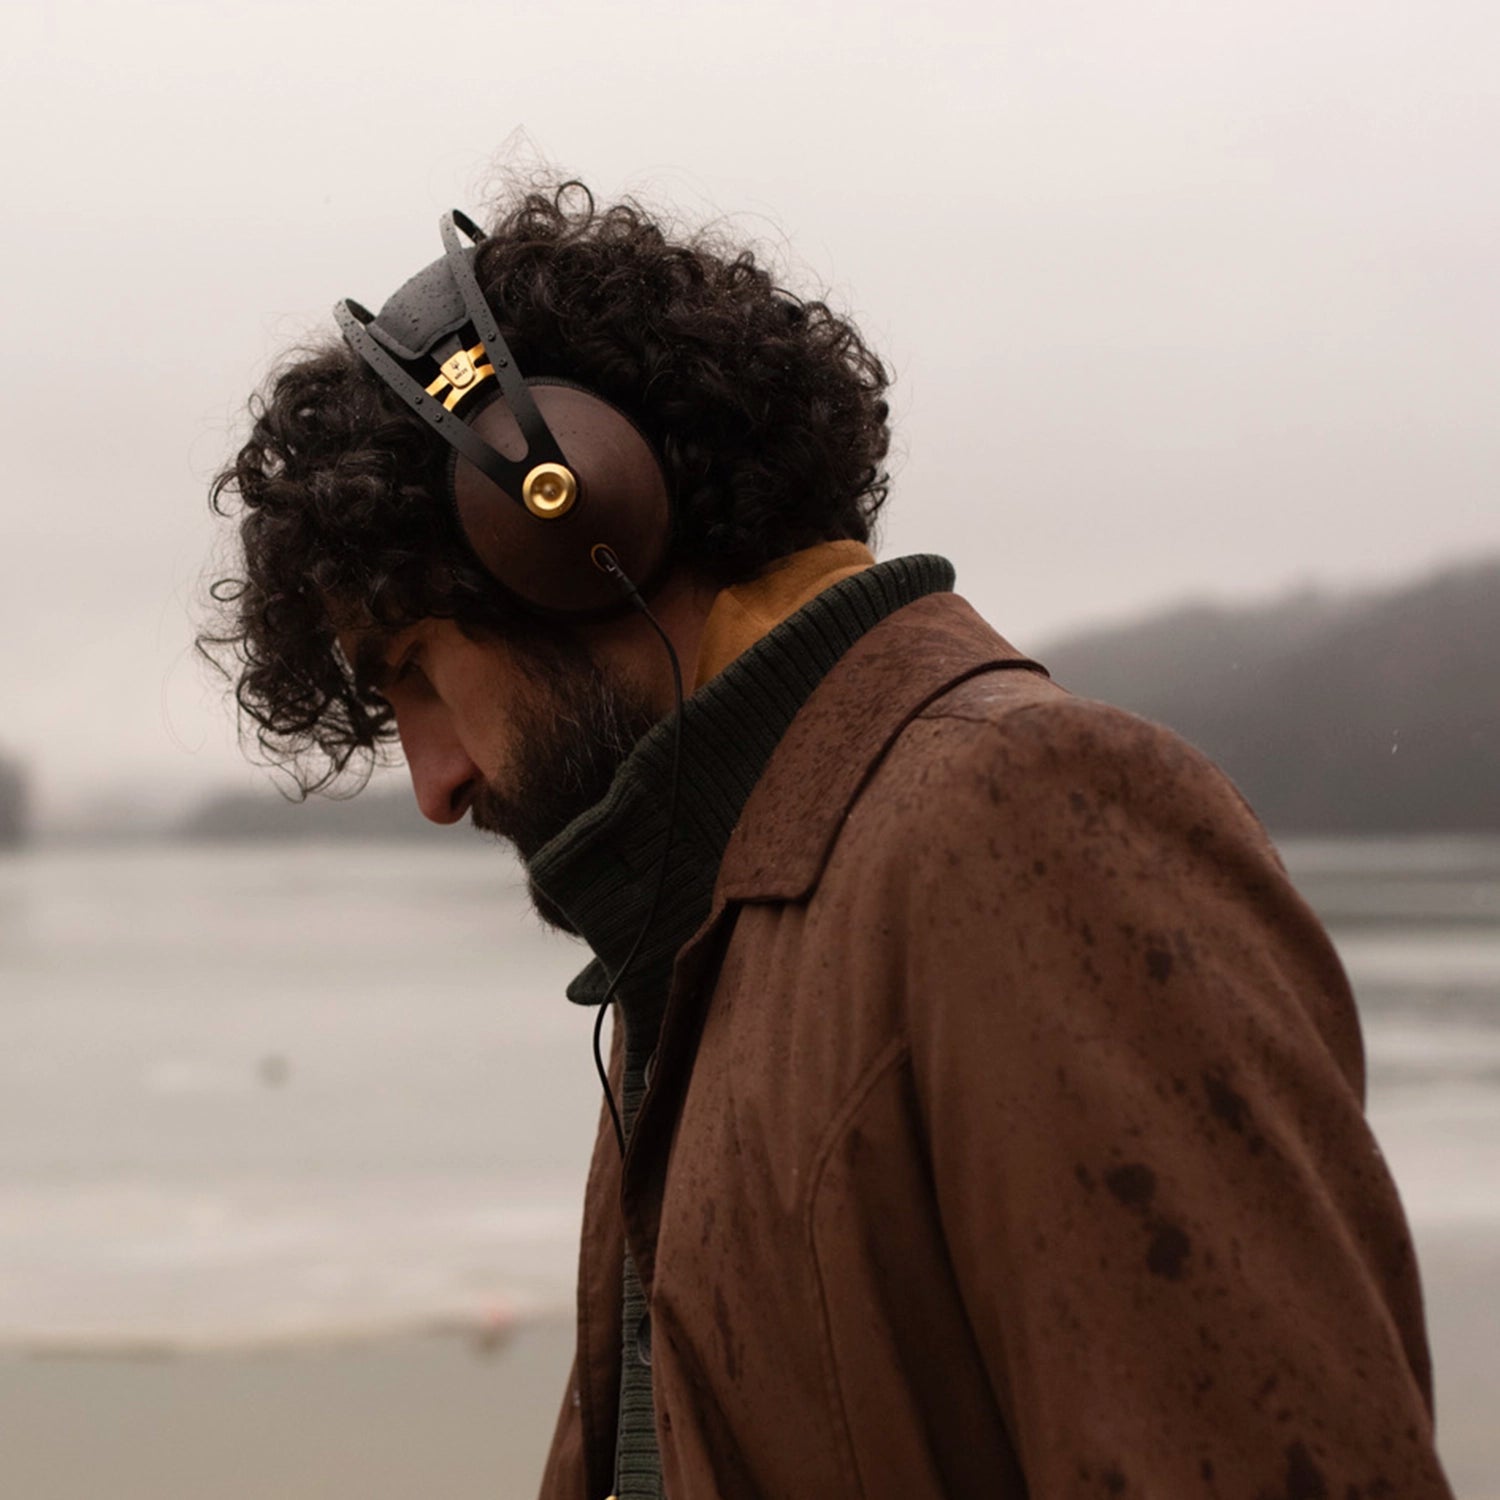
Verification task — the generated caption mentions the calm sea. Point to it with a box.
[0,836,1496,1351]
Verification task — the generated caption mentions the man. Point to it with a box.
[207,181,1452,1499]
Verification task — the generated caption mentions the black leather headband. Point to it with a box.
[333,212,570,502]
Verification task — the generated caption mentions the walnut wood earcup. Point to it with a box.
[449,381,672,617]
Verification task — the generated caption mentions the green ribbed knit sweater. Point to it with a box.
[527,555,955,1500]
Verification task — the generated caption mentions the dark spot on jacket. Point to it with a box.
[1147,1221,1191,1279]
[1104,1162,1157,1209]
[1201,1457,1215,1483]
[1205,1069,1251,1133]
[1033,858,1048,875]
[1101,1465,1126,1494]
[1283,1440,1328,1499]
[1075,1164,1096,1192]
[1204,1067,1269,1154]
[1145,945,1174,984]
[1069,791,1089,816]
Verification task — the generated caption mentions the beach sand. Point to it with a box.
[0,1231,1493,1499]
[0,1314,576,1500]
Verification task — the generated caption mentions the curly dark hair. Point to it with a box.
[202,179,893,792]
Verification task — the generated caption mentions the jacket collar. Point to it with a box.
[620,589,1049,1300]
[717,592,1047,905]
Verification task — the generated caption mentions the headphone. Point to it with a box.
[333,210,673,617]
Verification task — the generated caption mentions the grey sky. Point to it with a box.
[3,0,1496,823]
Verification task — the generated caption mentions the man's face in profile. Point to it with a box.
[341,615,659,913]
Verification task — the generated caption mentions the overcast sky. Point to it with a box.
[3,0,1496,824]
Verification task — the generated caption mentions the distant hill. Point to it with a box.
[178,783,453,843]
[1038,558,1500,833]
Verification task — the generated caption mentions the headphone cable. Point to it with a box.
[589,547,686,1159]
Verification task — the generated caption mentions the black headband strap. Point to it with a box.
[333,298,531,496]
[438,212,568,473]
[333,207,575,502]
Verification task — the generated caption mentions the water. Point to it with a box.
[0,836,1496,1351]
[1282,837,1500,1232]
[0,842,599,1349]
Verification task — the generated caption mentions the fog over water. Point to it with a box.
[1,0,1497,826]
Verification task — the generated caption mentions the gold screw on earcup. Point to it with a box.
[522,462,578,518]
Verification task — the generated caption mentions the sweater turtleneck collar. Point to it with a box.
[525,551,956,1041]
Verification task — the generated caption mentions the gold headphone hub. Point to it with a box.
[522,462,578,518]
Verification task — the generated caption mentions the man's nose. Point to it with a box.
[398,715,481,825]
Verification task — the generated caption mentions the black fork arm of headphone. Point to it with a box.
[332,299,541,500]
[438,211,571,479]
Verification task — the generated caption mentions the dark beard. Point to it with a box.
[467,638,660,929]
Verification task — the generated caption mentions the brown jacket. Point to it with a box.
[539,592,1450,1500]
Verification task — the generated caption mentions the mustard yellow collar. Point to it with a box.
[693,540,876,689]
